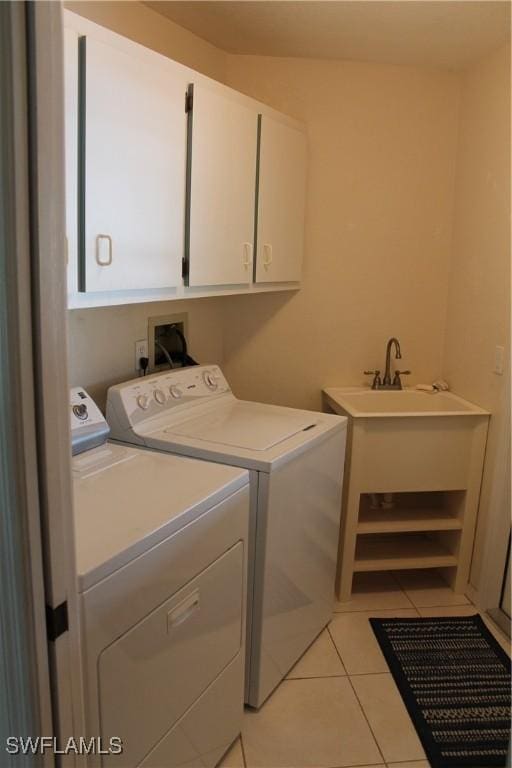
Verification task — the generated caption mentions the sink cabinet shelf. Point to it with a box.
[357,491,464,534]
[358,509,463,535]
[354,533,458,572]
[322,387,489,602]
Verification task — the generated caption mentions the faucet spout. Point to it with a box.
[383,337,401,385]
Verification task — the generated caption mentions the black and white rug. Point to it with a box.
[370,615,511,768]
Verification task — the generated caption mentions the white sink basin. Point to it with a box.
[322,387,488,418]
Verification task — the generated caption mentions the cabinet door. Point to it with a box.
[187,84,258,287]
[255,116,307,283]
[81,36,186,292]
[64,27,79,294]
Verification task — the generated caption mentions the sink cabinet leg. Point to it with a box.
[336,489,360,602]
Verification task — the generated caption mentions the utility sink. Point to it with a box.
[322,384,490,602]
[323,387,488,418]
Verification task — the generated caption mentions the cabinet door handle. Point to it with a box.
[167,590,200,632]
[243,242,253,269]
[95,234,113,266]
[263,243,273,270]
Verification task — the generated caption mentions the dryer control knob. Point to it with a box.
[154,389,166,405]
[137,394,150,410]
[72,403,88,421]
[169,385,182,399]
[203,371,218,390]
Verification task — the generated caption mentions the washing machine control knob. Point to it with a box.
[137,394,150,410]
[169,385,182,399]
[203,370,218,390]
[154,389,166,405]
[72,403,88,421]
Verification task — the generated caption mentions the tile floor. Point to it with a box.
[219,569,511,768]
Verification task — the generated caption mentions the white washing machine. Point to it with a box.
[106,366,347,708]
[70,387,250,767]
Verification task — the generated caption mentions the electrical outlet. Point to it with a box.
[494,345,505,375]
[134,339,148,371]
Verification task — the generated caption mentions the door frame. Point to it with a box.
[26,0,84,756]
[0,2,54,760]
[476,367,511,636]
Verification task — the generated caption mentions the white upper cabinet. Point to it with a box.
[255,116,307,284]
[186,84,258,287]
[64,27,79,296]
[64,11,307,308]
[80,34,186,292]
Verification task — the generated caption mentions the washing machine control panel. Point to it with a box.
[110,366,231,426]
[70,387,110,455]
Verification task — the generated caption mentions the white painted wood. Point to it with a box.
[64,26,78,295]
[84,35,186,291]
[358,508,463,534]
[188,83,258,287]
[354,535,458,572]
[63,10,307,307]
[256,115,307,283]
[67,280,300,309]
[29,4,87,759]
[323,389,489,601]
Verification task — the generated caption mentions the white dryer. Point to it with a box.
[106,366,347,708]
[70,387,250,767]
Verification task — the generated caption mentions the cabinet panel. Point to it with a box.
[187,84,258,287]
[255,116,307,284]
[64,27,79,294]
[82,36,186,292]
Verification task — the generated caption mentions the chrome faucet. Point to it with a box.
[364,337,411,390]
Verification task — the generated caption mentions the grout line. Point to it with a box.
[285,672,347,680]
[326,624,387,766]
[324,620,348,674]
[239,734,247,768]
[287,669,429,679]
[333,603,416,614]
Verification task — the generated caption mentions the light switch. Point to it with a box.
[494,345,505,375]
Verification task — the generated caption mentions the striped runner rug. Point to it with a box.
[370,615,511,768]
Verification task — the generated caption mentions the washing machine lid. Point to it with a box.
[72,443,248,590]
[167,401,317,451]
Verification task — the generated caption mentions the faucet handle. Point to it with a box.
[392,370,411,386]
[364,370,382,389]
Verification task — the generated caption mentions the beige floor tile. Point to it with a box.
[387,762,430,768]
[334,572,413,613]
[328,609,418,675]
[287,629,346,679]
[218,737,244,768]
[350,674,426,764]
[242,677,382,767]
[416,604,479,618]
[393,570,470,608]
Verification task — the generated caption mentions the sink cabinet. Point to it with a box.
[323,389,489,601]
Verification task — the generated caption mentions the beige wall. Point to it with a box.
[68,298,225,410]
[221,56,460,409]
[442,44,511,590]
[65,1,227,80]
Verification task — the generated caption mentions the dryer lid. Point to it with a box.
[166,401,317,451]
